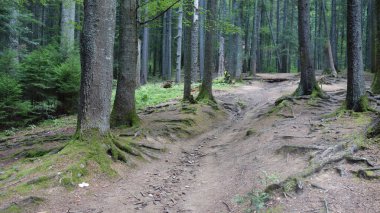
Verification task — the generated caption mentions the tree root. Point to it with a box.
[276,144,325,155]
[266,141,358,195]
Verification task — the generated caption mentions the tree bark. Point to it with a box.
[183,0,194,102]
[77,0,117,134]
[321,0,338,77]
[199,0,206,81]
[197,0,216,102]
[141,2,149,85]
[346,0,366,111]
[371,0,380,94]
[61,0,76,55]
[296,0,318,96]
[191,0,200,82]
[175,6,183,83]
[162,10,172,80]
[331,0,338,70]
[111,0,139,127]
[249,0,261,76]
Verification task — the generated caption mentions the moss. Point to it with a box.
[359,96,370,112]
[269,100,290,114]
[0,204,22,213]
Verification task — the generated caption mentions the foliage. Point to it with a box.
[54,54,81,114]
[19,44,63,103]
[0,74,31,129]
[0,49,19,75]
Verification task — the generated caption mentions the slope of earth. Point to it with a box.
[2,73,380,213]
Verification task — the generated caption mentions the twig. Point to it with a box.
[222,201,232,212]
[323,195,329,213]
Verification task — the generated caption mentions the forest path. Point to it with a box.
[40,74,380,213]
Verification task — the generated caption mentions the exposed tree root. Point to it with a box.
[266,141,358,195]
[276,145,325,155]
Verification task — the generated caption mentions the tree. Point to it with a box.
[162,9,172,80]
[183,0,194,102]
[141,2,149,85]
[77,0,117,134]
[371,0,380,93]
[61,0,76,55]
[346,0,366,111]
[191,0,200,82]
[111,0,139,127]
[197,0,216,102]
[250,0,262,76]
[175,5,183,83]
[296,0,318,96]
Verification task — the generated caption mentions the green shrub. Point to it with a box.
[54,55,81,114]
[19,44,63,103]
[0,49,19,75]
[0,74,31,129]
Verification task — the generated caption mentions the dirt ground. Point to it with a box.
[2,74,380,213]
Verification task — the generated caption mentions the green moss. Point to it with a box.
[0,204,22,213]
[359,96,370,112]
[269,100,290,114]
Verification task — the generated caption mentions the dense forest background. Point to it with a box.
[0,0,377,129]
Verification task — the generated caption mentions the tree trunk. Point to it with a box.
[346,0,366,111]
[249,0,261,76]
[61,0,76,55]
[199,0,206,81]
[162,10,172,80]
[331,0,338,70]
[183,0,194,102]
[136,39,141,88]
[175,6,183,83]
[9,6,19,75]
[371,0,380,94]
[191,0,200,82]
[321,0,338,77]
[217,36,225,77]
[141,2,149,85]
[197,0,216,101]
[111,0,139,127]
[296,0,318,96]
[77,0,117,134]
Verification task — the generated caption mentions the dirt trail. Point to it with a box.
[37,75,380,213]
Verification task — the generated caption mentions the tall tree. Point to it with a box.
[175,5,183,83]
[197,0,216,101]
[77,0,117,134]
[162,9,172,80]
[199,0,206,81]
[296,0,318,96]
[330,0,338,70]
[321,0,338,77]
[346,0,366,111]
[60,0,76,55]
[191,0,200,82]
[141,2,149,85]
[249,0,262,76]
[183,0,194,102]
[111,0,139,127]
[371,0,380,93]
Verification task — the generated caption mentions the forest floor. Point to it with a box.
[1,73,380,213]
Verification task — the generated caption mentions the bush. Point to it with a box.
[54,55,81,114]
[0,49,19,75]
[19,44,63,103]
[0,74,31,129]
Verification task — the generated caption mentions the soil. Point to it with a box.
[2,73,380,213]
